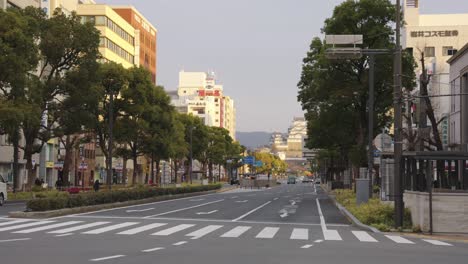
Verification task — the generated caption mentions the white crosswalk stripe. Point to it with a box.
[151,224,195,236]
[385,235,415,244]
[0,219,459,248]
[323,229,342,241]
[220,226,251,238]
[290,228,308,240]
[117,223,167,235]
[255,227,279,239]
[351,231,378,242]
[82,222,139,234]
[48,222,111,234]
[13,221,83,234]
[0,219,33,227]
[186,225,223,239]
[0,221,55,232]
[422,239,453,246]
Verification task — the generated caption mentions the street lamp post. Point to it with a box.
[189,126,195,185]
[107,80,114,190]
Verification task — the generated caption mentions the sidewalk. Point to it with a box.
[393,232,468,244]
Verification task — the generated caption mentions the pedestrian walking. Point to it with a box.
[93,179,100,192]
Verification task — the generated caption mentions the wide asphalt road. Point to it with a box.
[0,183,466,264]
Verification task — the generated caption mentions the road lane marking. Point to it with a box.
[189,199,205,202]
[385,235,414,244]
[90,255,125,262]
[142,247,165,252]
[279,209,288,218]
[152,224,195,236]
[126,208,154,213]
[0,238,31,243]
[173,241,187,246]
[220,226,251,238]
[186,225,223,239]
[117,223,167,235]
[352,231,378,242]
[301,244,313,249]
[0,221,55,232]
[0,219,33,227]
[316,198,342,241]
[290,228,309,240]
[314,239,323,243]
[232,201,272,222]
[70,193,216,216]
[82,222,139,234]
[235,200,248,203]
[196,210,218,215]
[49,222,111,234]
[255,227,279,239]
[230,196,238,199]
[13,221,83,234]
[422,239,453,246]
[55,233,74,237]
[273,198,279,200]
[143,199,225,218]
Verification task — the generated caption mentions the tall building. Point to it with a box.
[112,6,157,84]
[171,71,237,140]
[403,0,468,148]
[0,0,39,9]
[447,42,468,151]
[270,117,310,161]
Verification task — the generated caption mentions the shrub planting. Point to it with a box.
[27,184,222,212]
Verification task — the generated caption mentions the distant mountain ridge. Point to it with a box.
[235,131,271,149]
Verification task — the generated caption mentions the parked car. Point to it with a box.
[287,176,296,184]
[302,176,313,183]
[0,174,7,206]
[315,178,321,184]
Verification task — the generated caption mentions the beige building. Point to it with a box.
[77,4,137,69]
[403,0,468,147]
[171,71,237,140]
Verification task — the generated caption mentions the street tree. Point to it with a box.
[297,0,415,178]
[0,7,42,191]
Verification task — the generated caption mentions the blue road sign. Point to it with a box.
[243,156,255,165]
[254,161,263,167]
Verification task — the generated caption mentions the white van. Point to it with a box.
[0,174,7,206]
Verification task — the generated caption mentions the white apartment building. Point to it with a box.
[171,71,236,140]
[403,0,468,147]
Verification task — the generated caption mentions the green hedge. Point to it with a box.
[26,184,222,212]
[334,189,412,231]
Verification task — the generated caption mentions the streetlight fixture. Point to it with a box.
[107,79,115,190]
[189,126,196,185]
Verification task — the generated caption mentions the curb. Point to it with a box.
[8,190,217,219]
[329,195,381,233]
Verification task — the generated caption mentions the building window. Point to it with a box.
[442,46,453,56]
[100,37,134,64]
[95,16,106,26]
[424,47,435,57]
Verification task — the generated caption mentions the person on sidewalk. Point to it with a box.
[93,179,100,192]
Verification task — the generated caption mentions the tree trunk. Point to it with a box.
[150,153,155,184]
[12,128,20,192]
[208,162,213,183]
[132,151,138,186]
[122,157,128,185]
[155,159,161,186]
[62,135,75,186]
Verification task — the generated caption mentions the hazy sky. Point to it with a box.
[99,0,468,132]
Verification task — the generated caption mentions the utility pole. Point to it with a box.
[189,126,194,185]
[368,54,375,185]
[394,0,404,228]
[107,82,114,190]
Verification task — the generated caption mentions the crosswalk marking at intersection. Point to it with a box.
[352,231,378,242]
[82,222,139,234]
[220,226,251,238]
[385,235,414,244]
[0,221,55,232]
[117,223,167,235]
[13,221,83,234]
[151,224,195,236]
[255,227,279,239]
[186,225,223,239]
[49,222,111,234]
[290,228,308,240]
